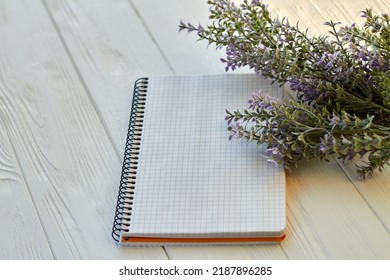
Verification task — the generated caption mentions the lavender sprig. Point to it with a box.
[226,94,390,178]
[180,0,390,177]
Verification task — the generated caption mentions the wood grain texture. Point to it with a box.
[165,245,287,260]
[1,0,389,260]
[284,159,390,259]
[132,0,229,75]
[44,0,174,152]
[0,116,53,259]
[0,0,166,259]
[267,0,390,35]
[338,161,390,234]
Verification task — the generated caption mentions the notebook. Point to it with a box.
[112,74,286,245]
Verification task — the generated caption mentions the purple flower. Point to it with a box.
[319,143,329,154]
[288,77,325,103]
[248,93,276,112]
[329,114,341,128]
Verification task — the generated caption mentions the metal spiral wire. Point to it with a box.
[112,77,148,242]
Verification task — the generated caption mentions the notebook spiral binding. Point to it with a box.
[112,77,149,242]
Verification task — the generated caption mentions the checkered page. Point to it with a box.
[123,74,285,239]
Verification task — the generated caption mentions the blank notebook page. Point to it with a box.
[126,74,285,238]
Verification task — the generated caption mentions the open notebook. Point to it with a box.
[112,74,286,245]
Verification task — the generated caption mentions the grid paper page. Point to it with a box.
[125,74,285,238]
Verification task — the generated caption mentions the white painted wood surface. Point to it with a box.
[0,0,389,259]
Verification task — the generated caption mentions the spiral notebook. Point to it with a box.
[112,74,286,245]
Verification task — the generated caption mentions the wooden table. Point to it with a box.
[1,0,390,259]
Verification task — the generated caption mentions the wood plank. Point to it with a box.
[267,0,390,36]
[43,0,174,152]
[165,245,287,260]
[0,0,167,259]
[337,162,390,234]
[131,0,228,75]
[283,158,390,259]
[0,115,53,259]
[131,0,390,259]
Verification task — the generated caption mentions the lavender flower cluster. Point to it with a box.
[179,0,390,178]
